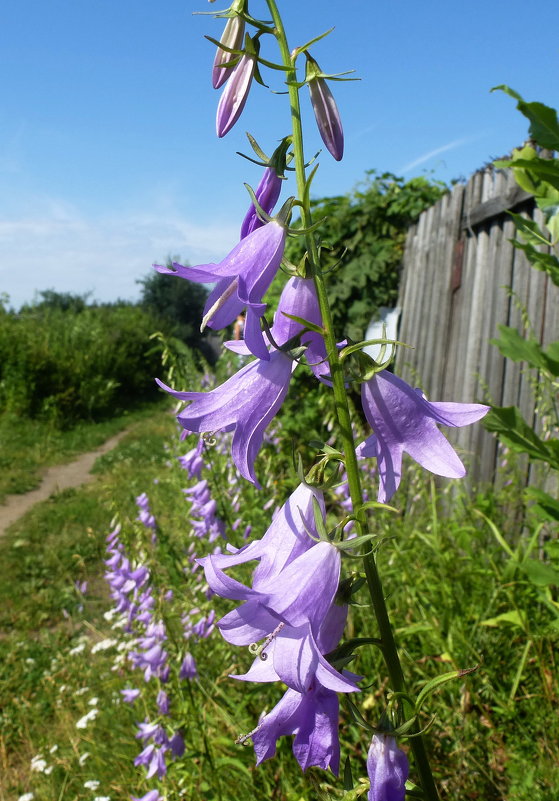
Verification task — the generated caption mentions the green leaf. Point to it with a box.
[490,325,547,370]
[526,488,559,522]
[415,665,478,712]
[508,212,550,247]
[343,755,354,791]
[492,86,559,149]
[480,610,524,628]
[521,559,559,587]
[483,406,557,466]
[510,239,559,287]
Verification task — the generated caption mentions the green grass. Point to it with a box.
[1,407,558,801]
[0,400,168,501]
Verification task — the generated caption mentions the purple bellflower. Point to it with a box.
[212,13,245,90]
[131,792,162,801]
[306,54,344,161]
[240,166,283,239]
[357,370,490,503]
[155,220,286,361]
[367,734,409,801]
[216,48,255,137]
[157,351,295,486]
[201,485,357,694]
[240,593,359,773]
[251,682,343,774]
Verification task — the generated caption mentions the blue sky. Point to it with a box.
[1,0,557,309]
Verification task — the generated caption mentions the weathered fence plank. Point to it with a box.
[396,165,559,489]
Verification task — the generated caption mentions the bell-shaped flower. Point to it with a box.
[156,350,295,486]
[240,601,359,774]
[306,54,344,161]
[357,370,490,503]
[155,220,286,361]
[251,682,342,774]
[212,13,245,90]
[199,482,323,586]
[206,539,357,694]
[367,734,409,801]
[216,47,255,137]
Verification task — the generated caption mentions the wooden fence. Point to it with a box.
[395,165,559,488]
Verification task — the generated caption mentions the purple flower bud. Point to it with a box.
[156,689,170,715]
[216,50,255,137]
[131,790,162,801]
[240,167,282,239]
[169,731,185,758]
[179,652,198,680]
[306,55,344,161]
[367,734,409,801]
[212,15,245,89]
[121,688,141,704]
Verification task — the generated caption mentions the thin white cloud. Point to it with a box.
[0,198,238,309]
[398,133,486,174]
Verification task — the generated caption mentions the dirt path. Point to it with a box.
[0,428,130,537]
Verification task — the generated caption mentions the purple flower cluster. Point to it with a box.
[199,483,360,773]
[136,492,157,541]
[134,721,185,781]
[183,480,225,543]
[158,274,326,487]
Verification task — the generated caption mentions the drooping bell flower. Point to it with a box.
[156,350,295,486]
[235,589,359,773]
[155,219,286,361]
[357,370,490,503]
[216,34,258,137]
[251,682,343,774]
[367,734,409,801]
[305,53,344,161]
[212,9,245,90]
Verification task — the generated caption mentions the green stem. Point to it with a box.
[264,3,440,798]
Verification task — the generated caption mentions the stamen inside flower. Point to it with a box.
[200,277,239,332]
[248,622,285,661]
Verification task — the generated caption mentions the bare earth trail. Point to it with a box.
[0,429,130,537]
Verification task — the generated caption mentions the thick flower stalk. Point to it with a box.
[357,370,490,502]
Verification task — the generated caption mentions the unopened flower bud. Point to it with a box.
[212,14,245,89]
[216,48,256,137]
[367,734,409,801]
[306,54,344,161]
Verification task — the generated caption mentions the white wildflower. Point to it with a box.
[75,686,90,696]
[79,752,91,765]
[68,643,86,656]
[103,609,117,621]
[49,744,59,754]
[88,697,99,706]
[91,638,117,653]
[30,756,47,772]
[93,797,111,801]
[18,793,35,801]
[84,780,100,790]
[76,709,98,729]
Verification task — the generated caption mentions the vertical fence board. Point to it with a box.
[395,164,556,491]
